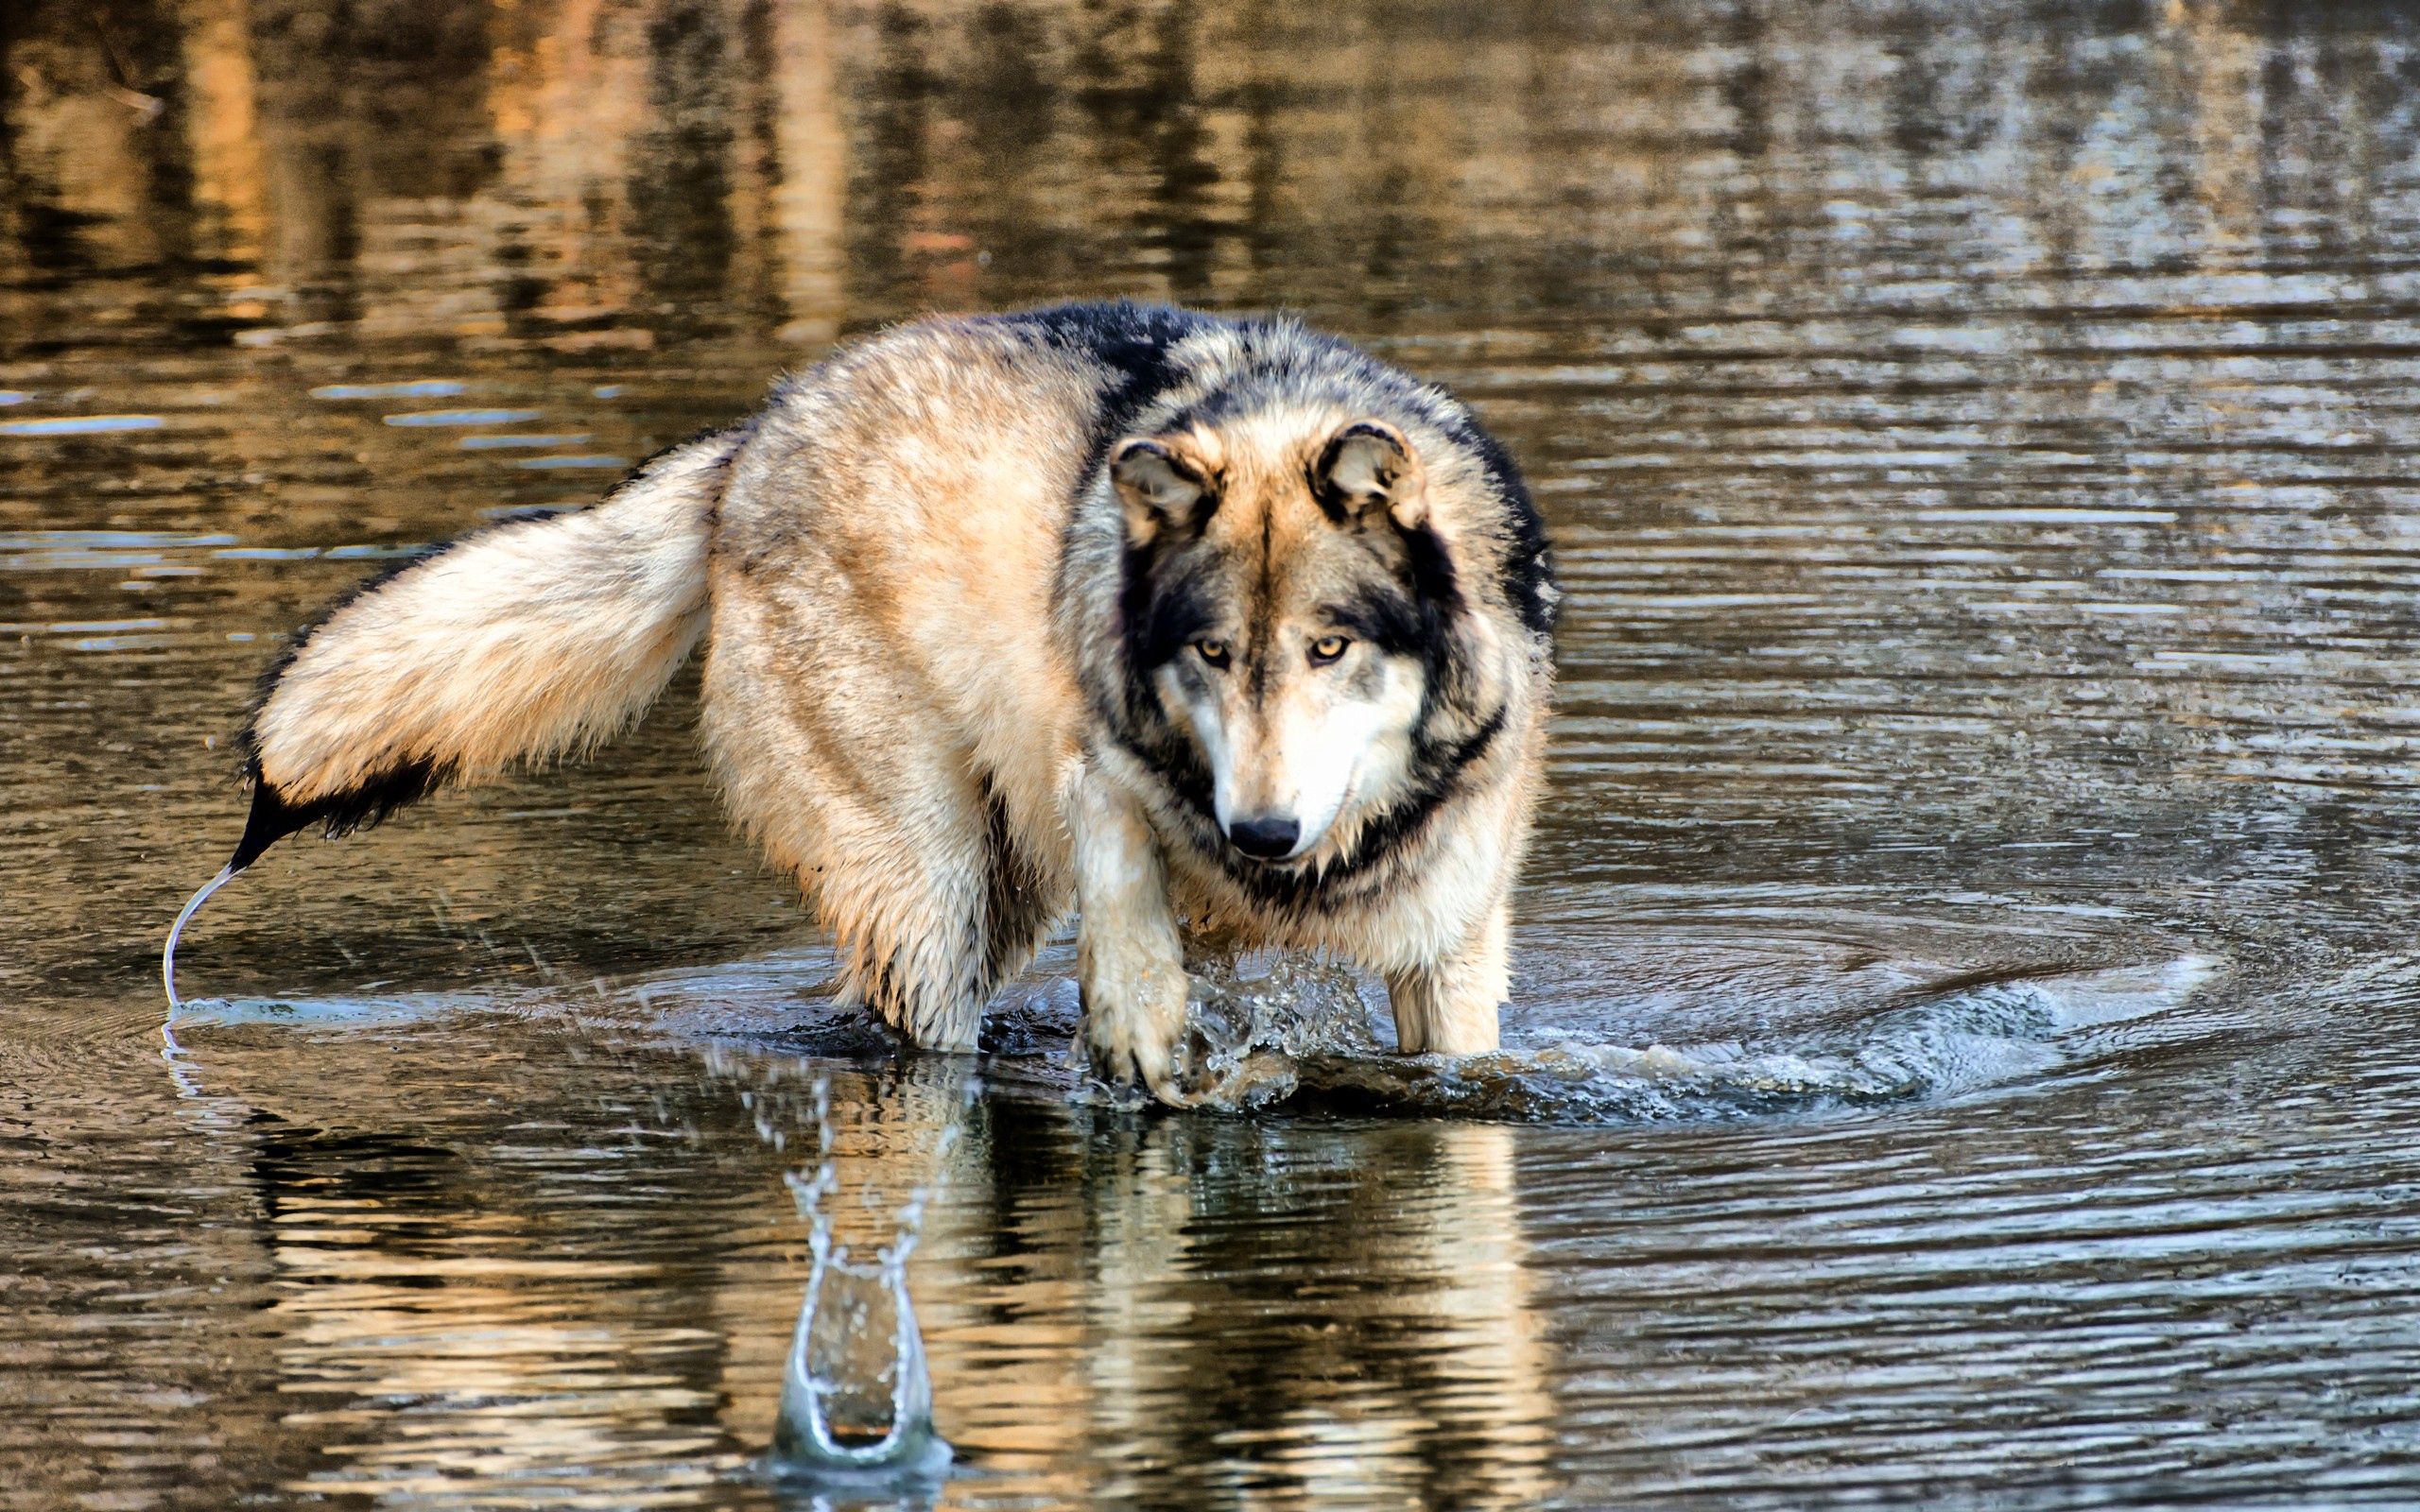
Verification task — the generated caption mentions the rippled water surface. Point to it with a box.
[9,1,2420,1506]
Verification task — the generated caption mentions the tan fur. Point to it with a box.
[699,320,1099,1051]
[235,305,1555,1101]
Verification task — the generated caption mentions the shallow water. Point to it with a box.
[9,0,2420,1505]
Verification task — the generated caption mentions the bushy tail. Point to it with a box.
[229,423,746,872]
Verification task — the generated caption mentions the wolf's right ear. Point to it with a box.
[1112,435,1219,545]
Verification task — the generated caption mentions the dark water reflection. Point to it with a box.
[9,0,2420,1505]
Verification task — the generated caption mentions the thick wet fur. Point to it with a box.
[231,301,1557,1101]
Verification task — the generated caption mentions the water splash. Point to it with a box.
[1069,952,1380,1111]
[162,863,235,1016]
[719,1060,965,1486]
[1157,954,2217,1123]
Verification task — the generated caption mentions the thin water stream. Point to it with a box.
[8,0,2420,1506]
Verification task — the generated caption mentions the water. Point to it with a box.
[755,1063,955,1484]
[9,0,2420,1505]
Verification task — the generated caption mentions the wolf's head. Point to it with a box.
[1112,409,1517,872]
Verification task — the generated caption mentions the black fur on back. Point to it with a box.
[988,300,1218,481]
[1444,418,1556,638]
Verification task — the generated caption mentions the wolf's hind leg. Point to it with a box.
[705,648,1062,1049]
[1384,898,1510,1056]
[832,798,1050,1055]
[791,773,1059,1052]
[852,771,1063,1051]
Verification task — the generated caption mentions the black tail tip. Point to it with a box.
[225,753,450,873]
[229,766,309,874]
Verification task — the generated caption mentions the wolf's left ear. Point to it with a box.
[1315,420,1427,531]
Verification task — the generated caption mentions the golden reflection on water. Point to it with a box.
[918,1114,1553,1509]
[27,0,2342,350]
[206,1039,1556,1507]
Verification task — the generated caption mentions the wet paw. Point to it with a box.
[1079,983,1189,1107]
[1083,1026,1172,1102]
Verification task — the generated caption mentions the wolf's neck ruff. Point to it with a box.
[170,301,1555,1097]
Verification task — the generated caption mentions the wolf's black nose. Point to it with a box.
[1227,815,1300,860]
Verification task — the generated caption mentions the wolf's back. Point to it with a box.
[229,424,745,871]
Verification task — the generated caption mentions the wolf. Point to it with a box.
[214,301,1557,1101]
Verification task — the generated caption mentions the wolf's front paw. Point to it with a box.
[1079,954,1190,1106]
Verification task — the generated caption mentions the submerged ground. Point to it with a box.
[7,0,2420,1505]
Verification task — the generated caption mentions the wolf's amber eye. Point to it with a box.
[1309,635,1351,665]
[1194,639,1231,668]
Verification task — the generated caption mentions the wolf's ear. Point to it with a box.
[1112,435,1219,545]
[1315,420,1427,531]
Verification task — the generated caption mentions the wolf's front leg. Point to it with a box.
[1385,898,1511,1055]
[1072,769,1189,1100]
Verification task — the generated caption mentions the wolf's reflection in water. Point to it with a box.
[196,1010,1553,1505]
[919,1107,1557,1509]
[234,1078,733,1503]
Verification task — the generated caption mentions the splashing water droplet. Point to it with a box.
[772,1233,946,1475]
[1076,951,1379,1110]
[163,863,236,1017]
[716,1060,965,1486]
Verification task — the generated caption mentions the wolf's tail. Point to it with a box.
[225,422,747,874]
